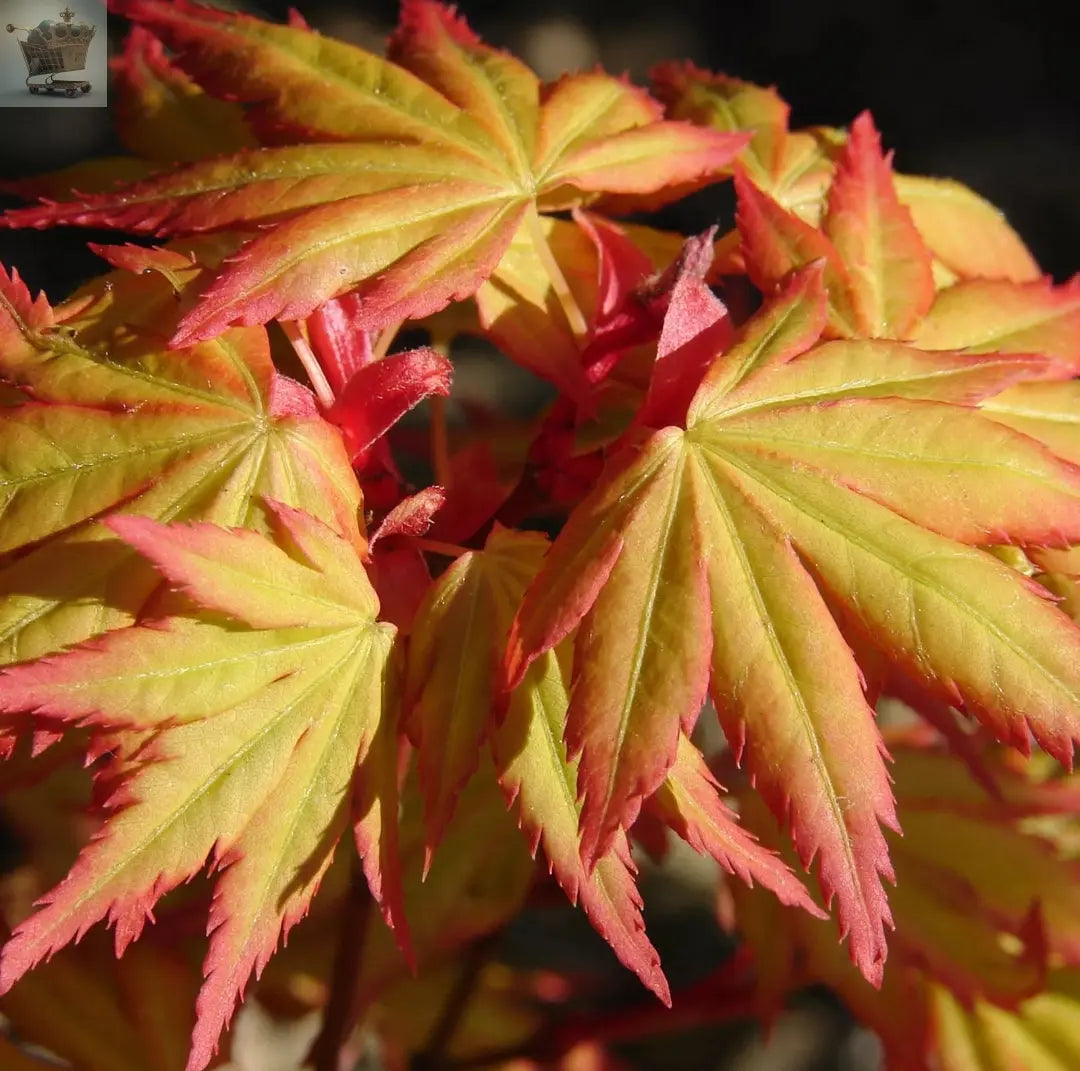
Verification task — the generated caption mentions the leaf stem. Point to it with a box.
[308,857,373,1071]
[414,537,470,559]
[281,320,335,410]
[525,207,589,340]
[372,318,405,362]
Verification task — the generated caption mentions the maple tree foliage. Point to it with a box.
[2,2,1080,1070]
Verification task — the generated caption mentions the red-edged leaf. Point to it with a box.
[493,645,670,1004]
[108,0,488,145]
[734,169,866,338]
[713,341,1058,417]
[324,346,453,465]
[547,432,709,867]
[689,262,828,423]
[405,527,549,858]
[723,455,1080,765]
[0,258,361,667]
[823,112,934,338]
[110,26,256,164]
[9,1,744,342]
[982,379,1080,467]
[893,174,1041,285]
[651,63,838,222]
[648,734,826,915]
[913,276,1080,370]
[712,398,1080,547]
[512,278,1080,983]
[650,63,790,186]
[169,193,529,346]
[690,457,897,981]
[388,0,539,183]
[734,746,1080,1070]
[0,504,399,1071]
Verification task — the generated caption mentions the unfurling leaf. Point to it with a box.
[324,346,453,466]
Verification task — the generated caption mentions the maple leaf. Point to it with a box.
[492,642,671,1006]
[651,63,839,222]
[732,743,1080,1069]
[1,0,746,346]
[653,63,1041,286]
[914,274,1080,369]
[354,761,536,1006]
[0,927,205,1071]
[733,111,935,339]
[110,26,257,165]
[0,503,401,1071]
[932,970,1080,1071]
[404,526,671,999]
[507,263,1080,985]
[0,257,360,668]
[405,526,549,853]
[645,733,827,916]
[891,174,1041,286]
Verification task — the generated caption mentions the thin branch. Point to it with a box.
[410,934,498,1071]
[308,857,374,1071]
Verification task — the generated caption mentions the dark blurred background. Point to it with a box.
[0,0,1076,300]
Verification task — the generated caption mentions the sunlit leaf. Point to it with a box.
[0,504,399,1071]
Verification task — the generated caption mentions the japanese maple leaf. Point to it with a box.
[931,970,1080,1070]
[731,744,1080,1069]
[507,263,1080,985]
[405,525,813,1003]
[651,63,840,223]
[653,63,1041,286]
[0,255,360,670]
[1,0,746,346]
[403,527,670,997]
[733,111,935,339]
[110,25,257,165]
[0,502,402,1071]
[730,111,1080,366]
[915,274,1080,370]
[0,927,204,1071]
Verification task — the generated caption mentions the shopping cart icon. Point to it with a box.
[6,7,96,97]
